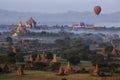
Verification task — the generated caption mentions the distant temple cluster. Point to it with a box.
[72,22,94,28]
[12,17,36,36]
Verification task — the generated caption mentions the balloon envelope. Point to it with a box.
[94,6,101,15]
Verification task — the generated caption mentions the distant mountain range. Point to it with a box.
[0,9,120,26]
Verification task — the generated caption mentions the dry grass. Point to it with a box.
[0,70,101,80]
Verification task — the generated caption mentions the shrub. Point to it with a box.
[61,78,67,80]
[50,62,61,71]
[25,62,48,70]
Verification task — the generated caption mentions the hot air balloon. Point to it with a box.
[94,6,101,15]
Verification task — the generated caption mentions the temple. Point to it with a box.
[26,17,36,29]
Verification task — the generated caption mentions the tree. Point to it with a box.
[6,36,13,45]
[50,62,61,71]
[105,46,113,54]
[64,37,71,48]
[73,39,83,48]
[78,46,92,60]
[16,54,24,62]
[46,52,53,59]
[108,63,119,76]
[61,48,80,59]
[7,52,16,64]
[55,37,71,48]
[91,54,105,66]
[68,55,80,65]
[61,48,80,65]
[0,55,9,64]
[55,39,65,48]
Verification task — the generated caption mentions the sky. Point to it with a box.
[0,0,120,13]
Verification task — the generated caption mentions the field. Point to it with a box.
[0,70,101,80]
[0,61,102,80]
[0,60,120,80]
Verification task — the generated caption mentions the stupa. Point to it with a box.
[35,54,40,62]
[17,66,24,76]
[12,46,17,54]
[28,55,33,62]
[64,61,72,74]
[93,64,99,76]
[40,53,47,63]
[112,47,117,55]
[57,65,64,75]
[50,54,57,64]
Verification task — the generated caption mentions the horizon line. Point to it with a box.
[0,8,120,14]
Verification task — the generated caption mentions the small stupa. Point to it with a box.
[50,54,57,64]
[40,53,47,63]
[12,46,17,54]
[93,64,99,76]
[112,47,117,55]
[64,61,72,74]
[17,66,24,76]
[28,55,33,62]
[35,54,40,62]
[27,55,34,67]
[57,65,64,75]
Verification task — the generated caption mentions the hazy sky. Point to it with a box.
[0,0,119,13]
